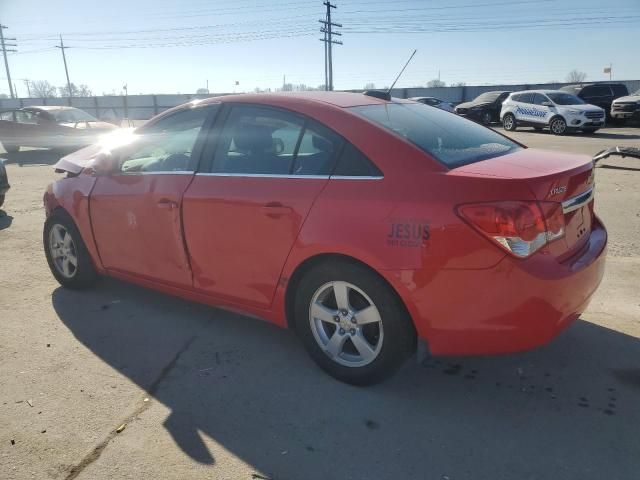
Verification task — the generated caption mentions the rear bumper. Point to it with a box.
[391,217,607,356]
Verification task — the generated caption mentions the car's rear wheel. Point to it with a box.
[481,111,492,126]
[502,113,516,131]
[44,210,98,289]
[550,116,567,135]
[294,260,416,385]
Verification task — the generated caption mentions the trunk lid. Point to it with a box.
[455,148,595,259]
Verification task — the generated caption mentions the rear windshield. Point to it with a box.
[547,92,585,105]
[474,92,502,102]
[351,102,520,168]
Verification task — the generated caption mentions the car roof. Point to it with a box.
[196,91,412,109]
[510,89,568,95]
[23,106,77,111]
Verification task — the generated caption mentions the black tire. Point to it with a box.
[0,194,4,208]
[582,128,599,134]
[549,116,567,135]
[502,113,517,131]
[43,209,99,289]
[294,260,416,386]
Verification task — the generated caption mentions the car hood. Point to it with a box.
[612,94,640,103]
[559,103,604,113]
[456,101,491,110]
[54,128,136,174]
[58,121,117,131]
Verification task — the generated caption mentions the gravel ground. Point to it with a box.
[1,126,639,480]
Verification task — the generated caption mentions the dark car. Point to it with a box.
[0,159,9,208]
[455,91,511,125]
[0,106,116,153]
[560,83,629,120]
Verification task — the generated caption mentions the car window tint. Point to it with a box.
[291,122,341,176]
[0,111,14,121]
[518,93,533,104]
[352,103,520,169]
[611,84,628,96]
[119,106,211,173]
[211,105,304,175]
[532,93,548,105]
[333,142,382,177]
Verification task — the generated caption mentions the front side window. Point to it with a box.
[119,106,212,173]
[547,93,585,105]
[351,102,520,169]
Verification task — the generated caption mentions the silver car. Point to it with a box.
[409,96,455,113]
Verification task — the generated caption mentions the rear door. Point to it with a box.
[90,104,217,287]
[182,104,342,308]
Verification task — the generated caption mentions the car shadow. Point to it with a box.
[1,149,64,166]
[0,210,12,230]
[52,279,640,479]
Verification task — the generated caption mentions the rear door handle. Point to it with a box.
[157,199,178,210]
[261,202,293,218]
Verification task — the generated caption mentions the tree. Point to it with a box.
[566,70,587,83]
[30,80,57,98]
[427,79,446,88]
[364,82,376,90]
[58,83,93,97]
[196,88,209,94]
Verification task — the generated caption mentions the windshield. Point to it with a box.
[50,108,98,123]
[547,93,586,105]
[351,102,520,168]
[474,92,502,103]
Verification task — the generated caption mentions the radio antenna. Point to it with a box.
[363,49,417,101]
[388,49,417,94]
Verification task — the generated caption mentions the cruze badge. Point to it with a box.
[549,186,567,196]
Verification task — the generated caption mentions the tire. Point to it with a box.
[0,194,4,208]
[549,116,567,135]
[582,128,599,134]
[480,111,492,126]
[294,260,416,386]
[502,113,516,131]
[43,210,99,289]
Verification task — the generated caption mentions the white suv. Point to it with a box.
[500,90,606,135]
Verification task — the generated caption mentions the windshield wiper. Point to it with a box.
[593,146,640,163]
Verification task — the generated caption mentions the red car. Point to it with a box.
[43,92,606,385]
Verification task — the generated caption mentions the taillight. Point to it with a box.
[457,201,565,258]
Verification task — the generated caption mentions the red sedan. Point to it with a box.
[43,92,606,385]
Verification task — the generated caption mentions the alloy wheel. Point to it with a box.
[308,281,384,367]
[551,118,566,135]
[48,224,78,279]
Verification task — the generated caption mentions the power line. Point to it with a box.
[319,1,342,91]
[0,23,16,98]
[55,35,73,100]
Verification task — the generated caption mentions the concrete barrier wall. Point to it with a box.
[1,80,638,121]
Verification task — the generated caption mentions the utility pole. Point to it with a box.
[55,35,73,101]
[319,2,342,91]
[0,24,16,99]
[23,79,31,97]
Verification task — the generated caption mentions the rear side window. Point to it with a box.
[351,103,520,169]
[611,84,629,96]
[532,93,549,105]
[333,143,382,177]
[518,93,534,104]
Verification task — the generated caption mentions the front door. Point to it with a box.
[183,104,342,308]
[90,104,216,287]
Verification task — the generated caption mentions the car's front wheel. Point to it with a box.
[294,260,416,385]
[44,210,99,289]
[502,113,516,131]
[549,116,567,135]
[0,194,4,209]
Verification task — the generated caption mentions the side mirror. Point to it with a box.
[542,101,554,107]
[92,151,118,175]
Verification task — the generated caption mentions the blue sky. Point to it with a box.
[0,0,638,96]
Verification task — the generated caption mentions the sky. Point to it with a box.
[0,0,638,97]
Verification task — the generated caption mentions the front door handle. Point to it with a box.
[261,202,293,218]
[157,199,178,210]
